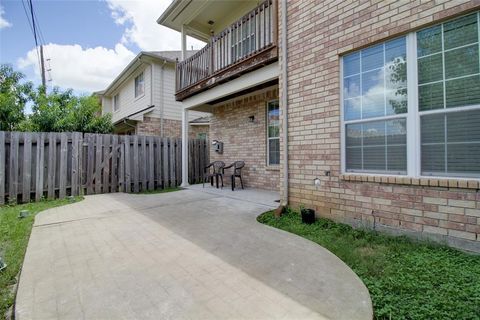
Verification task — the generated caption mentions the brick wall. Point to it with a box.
[189,125,210,140]
[210,87,280,190]
[281,1,480,251]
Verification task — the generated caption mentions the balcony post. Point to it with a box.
[181,108,189,187]
[181,25,187,61]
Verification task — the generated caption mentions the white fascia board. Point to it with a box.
[182,62,279,110]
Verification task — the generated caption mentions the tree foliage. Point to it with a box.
[0,65,33,131]
[0,64,113,133]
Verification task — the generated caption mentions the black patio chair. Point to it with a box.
[224,161,245,191]
[203,161,225,188]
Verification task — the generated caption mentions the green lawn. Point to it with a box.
[257,209,480,320]
[0,198,82,318]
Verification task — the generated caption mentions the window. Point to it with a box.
[342,12,480,179]
[417,13,480,177]
[197,132,207,140]
[343,37,408,174]
[267,100,280,165]
[113,94,119,112]
[134,72,144,98]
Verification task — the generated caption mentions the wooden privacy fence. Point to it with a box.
[0,131,209,204]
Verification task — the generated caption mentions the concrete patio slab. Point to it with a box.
[15,189,372,320]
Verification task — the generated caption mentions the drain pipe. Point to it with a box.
[160,60,167,137]
[280,0,289,208]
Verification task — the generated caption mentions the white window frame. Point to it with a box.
[267,99,280,166]
[340,11,480,180]
[113,94,119,112]
[134,72,145,98]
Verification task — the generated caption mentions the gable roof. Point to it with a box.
[99,50,197,97]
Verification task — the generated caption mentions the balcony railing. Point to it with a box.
[176,0,276,97]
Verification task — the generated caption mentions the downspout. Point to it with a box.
[281,0,289,207]
[160,60,167,137]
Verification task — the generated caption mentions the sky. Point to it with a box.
[0,0,205,94]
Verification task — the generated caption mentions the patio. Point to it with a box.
[15,188,372,319]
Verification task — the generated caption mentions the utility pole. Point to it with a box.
[40,45,46,89]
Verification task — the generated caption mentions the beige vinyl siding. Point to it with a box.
[111,65,153,124]
[150,63,208,121]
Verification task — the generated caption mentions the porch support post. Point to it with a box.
[181,25,187,61]
[181,108,189,187]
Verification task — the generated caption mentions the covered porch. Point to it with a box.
[180,73,280,192]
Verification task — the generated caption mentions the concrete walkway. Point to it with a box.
[16,189,372,320]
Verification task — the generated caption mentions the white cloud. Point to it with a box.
[18,43,135,93]
[106,0,205,51]
[16,0,206,93]
[0,5,12,29]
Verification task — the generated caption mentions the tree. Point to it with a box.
[29,87,113,133]
[0,64,33,131]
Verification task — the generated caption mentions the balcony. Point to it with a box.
[175,0,277,101]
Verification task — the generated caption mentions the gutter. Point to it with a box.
[281,0,289,207]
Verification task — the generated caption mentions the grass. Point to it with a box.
[257,209,480,320]
[137,187,182,194]
[0,197,83,318]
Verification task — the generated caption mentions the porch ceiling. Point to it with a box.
[157,0,258,41]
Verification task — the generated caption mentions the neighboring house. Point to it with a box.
[97,51,209,138]
[158,1,480,252]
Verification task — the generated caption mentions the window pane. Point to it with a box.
[445,75,480,108]
[447,144,480,174]
[421,110,480,176]
[418,53,443,84]
[443,13,478,50]
[362,69,385,119]
[447,110,480,143]
[387,146,407,171]
[421,114,445,144]
[386,88,407,115]
[422,145,445,174]
[346,124,362,147]
[343,36,407,121]
[386,119,407,145]
[444,45,479,79]
[419,82,444,111]
[363,121,385,146]
[364,146,386,170]
[268,126,279,138]
[362,93,384,119]
[343,52,360,76]
[268,139,280,165]
[385,37,406,63]
[344,98,361,121]
[344,75,360,98]
[417,25,442,57]
[345,119,406,173]
[346,148,362,170]
[362,44,383,71]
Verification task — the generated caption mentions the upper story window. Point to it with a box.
[267,100,280,166]
[342,11,480,179]
[113,94,119,112]
[135,72,144,98]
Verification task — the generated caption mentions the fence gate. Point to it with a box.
[0,131,209,204]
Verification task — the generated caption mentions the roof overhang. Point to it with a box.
[103,52,175,97]
[157,0,258,42]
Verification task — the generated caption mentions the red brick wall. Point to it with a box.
[136,117,206,138]
[210,87,280,190]
[281,1,480,251]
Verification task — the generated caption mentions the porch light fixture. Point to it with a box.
[248,115,255,123]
